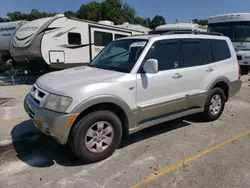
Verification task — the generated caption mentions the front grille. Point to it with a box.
[237,55,242,60]
[29,85,47,107]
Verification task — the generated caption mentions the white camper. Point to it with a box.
[0,20,27,65]
[208,13,250,75]
[116,22,151,34]
[153,23,207,34]
[10,15,144,70]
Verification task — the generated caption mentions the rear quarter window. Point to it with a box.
[210,39,231,62]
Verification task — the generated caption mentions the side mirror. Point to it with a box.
[143,59,158,74]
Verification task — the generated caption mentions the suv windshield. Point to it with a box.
[208,22,250,42]
[90,39,148,73]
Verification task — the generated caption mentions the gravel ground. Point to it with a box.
[0,75,249,188]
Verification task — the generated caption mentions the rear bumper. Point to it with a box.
[229,80,242,98]
[24,94,78,145]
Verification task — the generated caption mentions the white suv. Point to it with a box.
[24,33,242,163]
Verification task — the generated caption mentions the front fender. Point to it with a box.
[71,94,137,129]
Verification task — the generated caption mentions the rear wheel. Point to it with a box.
[69,110,122,163]
[202,88,225,122]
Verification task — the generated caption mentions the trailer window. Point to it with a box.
[94,31,112,46]
[115,34,128,39]
[68,32,81,45]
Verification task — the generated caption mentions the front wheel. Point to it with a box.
[202,88,225,122]
[69,110,123,163]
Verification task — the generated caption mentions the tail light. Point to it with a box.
[238,64,241,80]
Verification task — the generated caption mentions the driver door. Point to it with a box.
[136,39,186,122]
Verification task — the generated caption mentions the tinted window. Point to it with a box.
[146,40,180,71]
[181,39,203,67]
[94,31,112,46]
[201,39,213,64]
[210,39,231,62]
[115,34,128,39]
[68,32,81,45]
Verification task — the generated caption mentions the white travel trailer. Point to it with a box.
[0,20,27,66]
[153,23,207,34]
[208,13,250,74]
[116,22,151,34]
[10,15,144,71]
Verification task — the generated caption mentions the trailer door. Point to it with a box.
[90,27,131,61]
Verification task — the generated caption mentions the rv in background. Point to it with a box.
[150,23,207,34]
[10,14,144,71]
[208,13,250,75]
[0,20,27,71]
[116,22,151,34]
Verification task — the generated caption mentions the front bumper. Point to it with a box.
[24,94,78,145]
[229,80,242,98]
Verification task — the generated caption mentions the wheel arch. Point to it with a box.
[70,95,136,136]
[206,76,231,101]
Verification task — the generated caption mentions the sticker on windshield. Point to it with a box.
[130,42,146,47]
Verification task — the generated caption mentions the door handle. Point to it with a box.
[172,73,183,79]
[206,67,214,72]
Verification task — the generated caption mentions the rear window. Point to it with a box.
[210,39,231,62]
[200,39,213,64]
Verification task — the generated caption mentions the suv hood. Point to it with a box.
[35,66,124,95]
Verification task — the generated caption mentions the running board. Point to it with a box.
[129,108,204,134]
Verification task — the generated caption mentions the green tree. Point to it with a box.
[134,16,151,28]
[28,9,42,21]
[101,0,122,24]
[150,15,166,29]
[7,11,26,21]
[192,19,208,26]
[64,11,76,18]
[119,3,136,24]
[0,17,10,23]
[77,2,102,21]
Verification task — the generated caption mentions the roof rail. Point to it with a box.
[161,30,224,36]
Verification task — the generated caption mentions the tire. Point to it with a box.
[202,88,226,122]
[69,110,122,163]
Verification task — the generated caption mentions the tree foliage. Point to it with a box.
[0,0,167,29]
[150,15,166,29]
[192,19,208,26]
[77,2,102,21]
[64,11,76,18]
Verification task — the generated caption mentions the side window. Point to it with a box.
[94,31,112,46]
[68,32,81,45]
[210,39,231,62]
[146,40,180,71]
[181,39,203,67]
[200,39,213,64]
[115,34,128,39]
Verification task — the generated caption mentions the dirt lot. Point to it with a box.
[0,76,250,188]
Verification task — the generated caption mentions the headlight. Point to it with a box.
[43,94,72,113]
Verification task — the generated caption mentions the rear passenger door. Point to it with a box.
[181,38,217,108]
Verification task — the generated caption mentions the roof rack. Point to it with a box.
[161,30,224,36]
